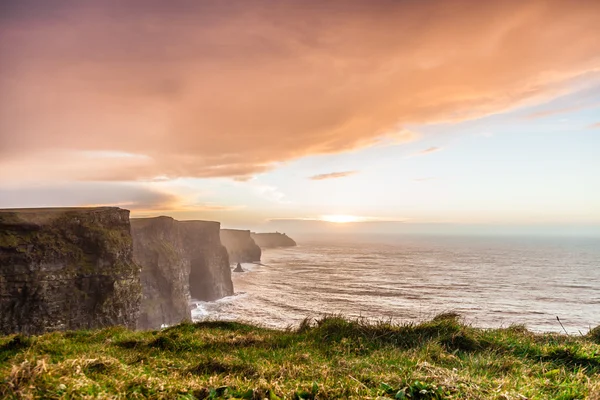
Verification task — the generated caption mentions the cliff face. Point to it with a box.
[251,232,297,248]
[180,221,233,302]
[0,207,141,335]
[131,217,191,330]
[220,229,261,263]
[131,218,233,329]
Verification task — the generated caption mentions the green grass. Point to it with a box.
[1,314,599,399]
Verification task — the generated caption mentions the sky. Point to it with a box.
[1,0,599,235]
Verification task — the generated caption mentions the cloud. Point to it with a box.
[523,104,590,119]
[0,183,178,211]
[590,122,600,129]
[309,171,358,180]
[0,182,241,214]
[413,147,443,156]
[253,185,289,204]
[1,0,600,182]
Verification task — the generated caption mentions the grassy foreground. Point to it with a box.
[1,315,599,399]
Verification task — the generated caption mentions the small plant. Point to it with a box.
[1,316,599,399]
[381,381,448,399]
[588,325,600,344]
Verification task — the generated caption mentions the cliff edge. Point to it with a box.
[251,232,297,248]
[131,217,191,330]
[132,218,233,329]
[220,229,261,263]
[0,207,141,335]
[180,221,232,302]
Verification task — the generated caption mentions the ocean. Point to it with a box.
[192,234,600,334]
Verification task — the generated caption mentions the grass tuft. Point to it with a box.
[589,324,600,344]
[1,315,599,399]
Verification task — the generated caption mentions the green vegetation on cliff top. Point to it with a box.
[1,315,599,399]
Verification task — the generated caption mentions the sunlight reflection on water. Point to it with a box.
[192,235,600,333]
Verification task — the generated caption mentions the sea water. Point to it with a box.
[192,234,600,333]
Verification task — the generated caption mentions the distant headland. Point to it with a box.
[251,232,297,248]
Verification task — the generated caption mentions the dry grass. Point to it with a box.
[1,315,599,399]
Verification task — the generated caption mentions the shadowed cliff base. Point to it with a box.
[0,207,141,335]
[251,232,297,249]
[132,217,233,330]
[1,314,599,398]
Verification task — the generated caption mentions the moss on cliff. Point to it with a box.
[0,207,141,335]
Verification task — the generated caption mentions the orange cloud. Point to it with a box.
[309,171,358,180]
[0,183,179,211]
[1,0,600,182]
[590,122,600,129]
[414,147,443,156]
[0,182,243,216]
[524,102,600,119]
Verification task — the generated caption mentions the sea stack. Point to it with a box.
[220,229,261,263]
[0,207,142,335]
[233,262,244,273]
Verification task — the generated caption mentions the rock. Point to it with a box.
[130,217,191,330]
[0,207,141,335]
[251,232,297,248]
[180,221,233,302]
[131,218,234,330]
[233,263,244,273]
[220,229,261,263]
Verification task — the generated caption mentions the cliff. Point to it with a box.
[0,207,141,335]
[251,232,297,248]
[180,221,232,302]
[220,229,261,263]
[130,217,191,330]
[131,218,233,329]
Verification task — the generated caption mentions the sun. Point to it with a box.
[320,215,363,223]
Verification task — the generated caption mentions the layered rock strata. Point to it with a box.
[131,218,233,330]
[0,207,141,335]
[180,221,232,302]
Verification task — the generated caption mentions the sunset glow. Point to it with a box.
[320,215,365,224]
[0,0,599,235]
[2,3,600,395]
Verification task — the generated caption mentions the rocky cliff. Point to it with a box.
[130,217,191,330]
[251,232,297,248]
[180,221,233,302]
[220,229,261,263]
[0,207,141,335]
[131,218,233,329]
